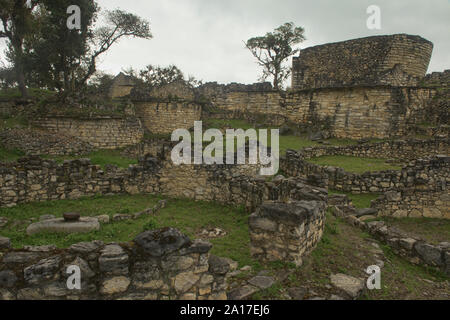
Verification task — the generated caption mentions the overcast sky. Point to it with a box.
[2,0,449,84]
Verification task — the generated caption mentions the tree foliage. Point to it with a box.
[1,0,152,98]
[138,64,202,88]
[78,9,152,90]
[245,22,305,90]
[24,0,99,92]
[0,0,40,97]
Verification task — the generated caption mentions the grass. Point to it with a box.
[0,116,28,130]
[0,88,56,100]
[0,194,257,268]
[0,146,25,162]
[307,155,402,173]
[251,211,449,300]
[0,146,137,169]
[1,194,447,300]
[41,149,137,169]
[203,118,359,156]
[329,190,380,208]
[380,217,450,245]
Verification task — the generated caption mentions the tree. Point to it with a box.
[245,22,305,90]
[77,9,152,91]
[0,0,39,97]
[139,65,184,87]
[23,2,152,96]
[25,0,99,92]
[138,64,202,88]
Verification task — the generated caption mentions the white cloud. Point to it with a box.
[1,0,449,84]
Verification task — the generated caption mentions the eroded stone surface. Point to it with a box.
[100,276,131,295]
[26,217,100,235]
[134,228,191,257]
[330,274,365,299]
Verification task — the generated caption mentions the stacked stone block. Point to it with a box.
[249,201,326,267]
[0,228,229,300]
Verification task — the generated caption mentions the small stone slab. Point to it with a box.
[248,276,275,290]
[39,215,55,222]
[355,208,378,217]
[26,218,100,235]
[227,285,258,300]
[330,273,365,299]
[287,287,307,300]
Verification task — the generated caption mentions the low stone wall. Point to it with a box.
[281,152,449,194]
[298,138,449,161]
[249,201,326,267]
[31,116,144,149]
[0,156,160,208]
[372,190,450,219]
[0,228,231,300]
[0,154,328,212]
[134,101,202,134]
[0,128,94,156]
[341,214,450,275]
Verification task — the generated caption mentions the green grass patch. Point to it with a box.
[0,88,56,100]
[380,217,450,245]
[0,146,25,162]
[0,116,28,130]
[0,194,256,268]
[44,149,137,169]
[307,155,402,173]
[329,190,380,208]
[202,118,361,156]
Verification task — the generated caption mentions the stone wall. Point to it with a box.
[372,190,450,219]
[421,70,450,87]
[109,85,133,99]
[205,86,437,139]
[249,201,326,267]
[121,139,175,159]
[0,153,328,212]
[297,138,450,162]
[292,34,433,90]
[0,128,94,156]
[0,228,231,300]
[134,101,202,134]
[0,156,160,208]
[281,152,449,194]
[31,116,144,149]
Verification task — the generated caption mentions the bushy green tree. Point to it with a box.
[245,22,305,90]
[27,2,152,95]
[0,0,40,97]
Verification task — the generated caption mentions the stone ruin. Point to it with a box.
[0,33,449,300]
[292,34,433,89]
